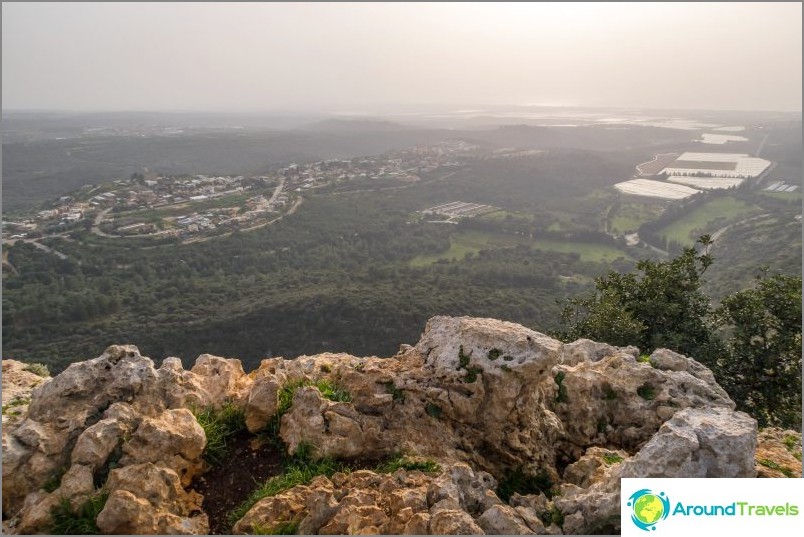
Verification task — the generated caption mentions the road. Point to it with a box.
[91,207,116,237]
[329,170,458,196]
[710,213,771,250]
[182,196,304,245]
[755,133,769,158]
[3,238,69,260]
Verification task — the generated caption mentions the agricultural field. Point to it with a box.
[658,196,762,246]
[636,153,679,176]
[614,179,699,200]
[667,176,744,190]
[410,230,630,266]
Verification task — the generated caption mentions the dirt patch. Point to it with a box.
[190,431,283,534]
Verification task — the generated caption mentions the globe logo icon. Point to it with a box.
[627,489,670,531]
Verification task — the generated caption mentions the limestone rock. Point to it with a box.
[477,504,532,534]
[99,463,208,534]
[120,408,206,486]
[621,407,757,478]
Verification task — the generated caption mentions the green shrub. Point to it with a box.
[50,492,108,535]
[425,403,442,419]
[23,362,50,377]
[637,354,651,364]
[637,384,656,400]
[193,402,246,466]
[487,348,502,361]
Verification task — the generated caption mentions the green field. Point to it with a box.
[479,210,532,222]
[658,196,762,246]
[610,203,665,234]
[410,230,629,266]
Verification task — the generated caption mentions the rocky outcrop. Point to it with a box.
[2,347,251,534]
[2,316,790,535]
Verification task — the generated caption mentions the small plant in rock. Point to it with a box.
[782,434,801,461]
[596,418,608,434]
[602,452,624,465]
[503,355,514,361]
[758,458,795,477]
[500,364,512,372]
[43,467,67,493]
[50,492,108,535]
[554,371,569,403]
[252,520,301,535]
[319,364,331,373]
[23,362,50,377]
[314,380,351,403]
[1,396,30,416]
[458,345,471,369]
[487,348,502,361]
[425,403,442,419]
[637,354,652,364]
[637,383,656,401]
[382,381,405,402]
[193,401,246,466]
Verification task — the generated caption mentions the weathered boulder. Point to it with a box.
[97,462,208,534]
[120,408,206,486]
[1,347,244,527]
[621,407,757,478]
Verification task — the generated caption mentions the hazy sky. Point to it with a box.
[2,2,801,113]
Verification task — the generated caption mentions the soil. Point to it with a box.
[190,431,283,535]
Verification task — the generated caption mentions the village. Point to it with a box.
[1,140,480,246]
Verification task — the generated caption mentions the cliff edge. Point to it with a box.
[2,316,801,535]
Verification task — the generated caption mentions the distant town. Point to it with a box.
[1,140,479,248]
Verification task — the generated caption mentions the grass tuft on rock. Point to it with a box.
[50,492,108,535]
[23,362,50,377]
[193,401,246,466]
[375,452,441,474]
[227,443,347,527]
[252,520,301,535]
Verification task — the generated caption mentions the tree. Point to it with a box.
[556,239,802,429]
[556,236,722,365]
[715,272,802,428]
